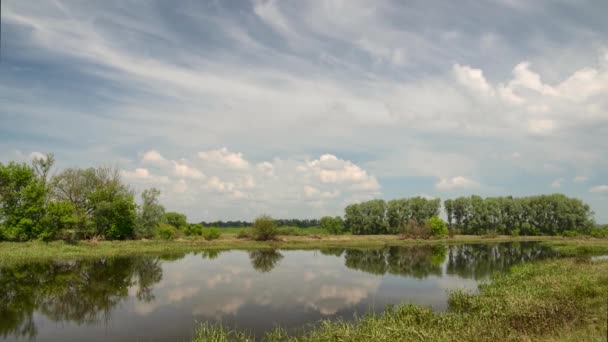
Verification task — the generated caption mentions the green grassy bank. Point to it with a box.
[1,235,600,266]
[193,256,608,342]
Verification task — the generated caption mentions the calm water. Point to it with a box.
[0,242,558,341]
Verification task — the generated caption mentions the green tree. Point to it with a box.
[251,215,278,241]
[37,201,76,241]
[319,216,344,234]
[136,188,165,238]
[426,216,448,237]
[0,162,47,241]
[162,212,187,229]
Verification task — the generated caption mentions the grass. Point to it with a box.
[1,235,606,266]
[193,257,608,342]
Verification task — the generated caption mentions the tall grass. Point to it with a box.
[193,258,608,341]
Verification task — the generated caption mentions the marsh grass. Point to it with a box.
[193,258,608,342]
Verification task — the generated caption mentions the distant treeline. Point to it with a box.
[444,194,594,235]
[201,219,320,228]
[344,194,599,236]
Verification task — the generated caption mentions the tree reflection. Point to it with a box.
[446,242,557,279]
[248,250,284,273]
[343,243,556,279]
[0,257,163,339]
[344,246,446,278]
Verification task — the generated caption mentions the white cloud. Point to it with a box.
[173,161,205,179]
[122,168,170,184]
[257,162,275,176]
[590,185,608,193]
[307,154,380,191]
[435,176,479,191]
[453,64,493,95]
[573,176,588,183]
[198,148,249,170]
[142,150,168,165]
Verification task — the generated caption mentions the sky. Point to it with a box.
[1,0,607,222]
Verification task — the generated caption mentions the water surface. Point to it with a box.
[0,242,557,341]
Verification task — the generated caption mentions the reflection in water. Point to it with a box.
[344,245,447,278]
[0,257,163,339]
[446,242,557,279]
[0,242,558,341]
[248,250,284,273]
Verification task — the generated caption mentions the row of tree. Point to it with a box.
[443,194,595,235]
[0,155,170,241]
[344,197,441,235]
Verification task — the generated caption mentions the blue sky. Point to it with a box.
[1,0,607,222]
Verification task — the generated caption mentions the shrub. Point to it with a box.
[590,228,608,238]
[511,228,521,237]
[184,224,203,236]
[252,215,278,241]
[320,216,345,234]
[426,216,448,237]
[157,224,177,240]
[399,219,431,239]
[203,227,221,241]
[237,228,251,239]
[562,230,579,237]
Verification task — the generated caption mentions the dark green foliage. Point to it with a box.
[346,197,440,235]
[37,201,76,241]
[445,194,594,236]
[251,215,278,241]
[202,227,221,241]
[157,224,177,240]
[319,216,344,234]
[184,223,203,236]
[0,162,47,241]
[162,212,187,229]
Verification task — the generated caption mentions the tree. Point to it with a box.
[251,215,278,241]
[136,188,165,238]
[0,162,47,241]
[162,212,187,229]
[320,216,344,234]
[426,216,448,237]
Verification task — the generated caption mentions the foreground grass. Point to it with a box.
[1,235,606,266]
[193,257,608,342]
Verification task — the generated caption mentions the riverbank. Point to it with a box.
[1,234,607,266]
[193,256,608,341]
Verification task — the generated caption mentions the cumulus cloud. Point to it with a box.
[122,168,170,184]
[199,148,249,169]
[173,161,205,179]
[435,176,480,191]
[142,150,167,165]
[307,154,380,191]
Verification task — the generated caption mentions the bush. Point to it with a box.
[320,216,345,234]
[237,228,251,239]
[562,230,579,237]
[590,228,608,238]
[252,215,278,241]
[399,219,431,239]
[203,227,221,241]
[157,224,177,240]
[511,228,521,237]
[426,216,448,237]
[184,224,203,236]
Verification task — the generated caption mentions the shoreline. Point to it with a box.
[1,235,606,266]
